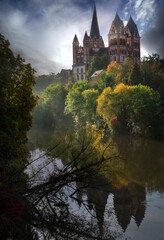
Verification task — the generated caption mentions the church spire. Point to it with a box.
[113,12,123,32]
[73,34,79,43]
[127,16,139,36]
[90,4,100,38]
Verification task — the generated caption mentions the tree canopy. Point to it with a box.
[97,83,162,137]
[0,33,37,171]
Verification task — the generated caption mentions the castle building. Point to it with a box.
[72,5,140,81]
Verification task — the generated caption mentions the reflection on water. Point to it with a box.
[112,135,164,192]
[28,129,164,239]
[113,184,146,231]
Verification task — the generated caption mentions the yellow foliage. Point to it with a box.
[114,83,132,94]
[106,61,121,75]
[96,87,112,121]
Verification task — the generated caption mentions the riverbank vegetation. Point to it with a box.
[1,31,164,239]
[33,54,164,139]
[0,33,118,240]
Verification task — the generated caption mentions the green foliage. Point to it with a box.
[87,54,109,78]
[82,89,100,123]
[65,81,100,124]
[33,84,69,129]
[126,84,162,137]
[0,33,37,239]
[97,83,163,137]
[140,60,164,99]
[101,54,109,69]
[97,72,115,92]
[33,73,59,93]
[119,57,133,84]
[106,57,133,85]
[128,63,142,85]
[0,33,37,170]
[90,54,102,70]
[142,53,160,64]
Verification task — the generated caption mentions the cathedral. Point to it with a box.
[72,5,140,81]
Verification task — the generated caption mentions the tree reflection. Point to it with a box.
[26,128,164,239]
[113,183,146,231]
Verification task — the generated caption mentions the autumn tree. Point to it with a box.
[106,61,121,79]
[97,83,162,137]
[106,58,133,85]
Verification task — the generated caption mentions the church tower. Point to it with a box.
[108,13,126,64]
[72,5,107,81]
[73,34,79,65]
[89,5,105,49]
[125,16,140,64]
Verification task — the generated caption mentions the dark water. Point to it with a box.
[27,130,164,240]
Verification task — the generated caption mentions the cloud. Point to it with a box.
[0,0,122,74]
[0,0,93,74]
[123,0,156,31]
[141,5,164,58]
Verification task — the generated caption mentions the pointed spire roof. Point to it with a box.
[83,31,89,41]
[127,16,138,36]
[73,34,79,42]
[113,12,123,31]
[90,5,100,38]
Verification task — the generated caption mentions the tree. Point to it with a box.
[140,57,164,100]
[119,57,133,84]
[128,63,142,86]
[142,53,160,64]
[97,72,115,92]
[82,89,100,123]
[87,54,109,79]
[33,84,69,129]
[97,83,163,137]
[0,33,37,239]
[65,80,91,123]
[33,73,59,93]
[0,33,37,172]
[65,81,100,124]
[101,54,109,69]
[106,61,121,78]
[126,84,162,137]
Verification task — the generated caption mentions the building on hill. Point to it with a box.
[72,5,140,81]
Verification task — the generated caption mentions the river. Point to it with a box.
[27,129,164,240]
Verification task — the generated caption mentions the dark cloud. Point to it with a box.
[0,0,121,74]
[142,5,164,58]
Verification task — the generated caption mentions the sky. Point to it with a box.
[0,0,163,75]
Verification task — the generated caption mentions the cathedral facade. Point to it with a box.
[72,5,140,81]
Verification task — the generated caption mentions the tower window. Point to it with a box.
[81,68,83,73]
[77,68,79,73]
